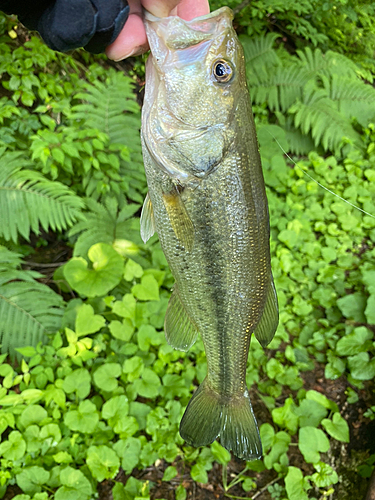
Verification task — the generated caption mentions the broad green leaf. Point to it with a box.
[305,390,338,412]
[348,352,375,380]
[109,319,134,342]
[64,400,99,433]
[284,467,309,500]
[53,451,73,464]
[211,441,231,465]
[298,427,330,463]
[55,466,92,500]
[311,462,339,487]
[272,397,299,434]
[365,295,375,324]
[133,368,160,398]
[64,243,124,297]
[40,423,62,444]
[19,405,48,429]
[162,466,178,481]
[260,423,275,454]
[123,356,144,381]
[336,326,373,356]
[112,482,133,500]
[264,431,291,469]
[296,399,328,427]
[0,430,26,461]
[93,363,122,392]
[16,466,50,495]
[102,395,138,435]
[137,324,163,351]
[132,274,159,301]
[75,304,105,336]
[321,413,349,442]
[0,411,15,435]
[112,293,136,320]
[325,353,346,380]
[124,259,143,281]
[63,368,91,399]
[191,463,208,483]
[113,437,142,473]
[87,445,120,481]
[176,485,187,500]
[337,293,366,322]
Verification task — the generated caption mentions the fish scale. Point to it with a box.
[140,7,279,460]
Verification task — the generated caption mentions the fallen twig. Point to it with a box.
[251,477,281,500]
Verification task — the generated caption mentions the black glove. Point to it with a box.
[0,0,130,53]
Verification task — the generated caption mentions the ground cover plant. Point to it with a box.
[0,2,375,499]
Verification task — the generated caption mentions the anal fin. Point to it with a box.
[163,187,194,252]
[253,276,279,347]
[140,192,156,243]
[164,286,199,352]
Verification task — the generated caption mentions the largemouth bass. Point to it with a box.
[140,7,278,460]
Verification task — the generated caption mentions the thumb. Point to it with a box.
[141,0,180,17]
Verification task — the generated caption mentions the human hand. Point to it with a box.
[106,0,210,61]
[1,0,131,54]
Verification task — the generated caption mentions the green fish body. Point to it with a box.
[141,7,278,460]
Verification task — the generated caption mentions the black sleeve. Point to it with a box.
[0,0,130,53]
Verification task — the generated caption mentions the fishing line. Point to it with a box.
[267,131,375,220]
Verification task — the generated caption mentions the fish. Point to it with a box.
[140,7,278,460]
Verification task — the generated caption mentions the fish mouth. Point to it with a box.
[144,7,234,50]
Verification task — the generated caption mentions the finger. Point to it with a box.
[141,0,180,17]
[177,0,210,20]
[106,0,148,60]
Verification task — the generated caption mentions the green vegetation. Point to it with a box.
[0,1,374,499]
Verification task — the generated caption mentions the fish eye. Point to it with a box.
[213,60,233,83]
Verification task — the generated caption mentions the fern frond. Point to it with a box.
[71,71,141,147]
[0,246,64,355]
[240,33,281,77]
[296,47,359,80]
[284,123,316,156]
[68,198,141,257]
[324,75,375,127]
[289,84,360,152]
[70,71,146,202]
[249,64,310,112]
[0,151,85,242]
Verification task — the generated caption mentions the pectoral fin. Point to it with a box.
[163,188,194,252]
[140,192,156,243]
[165,286,199,351]
[253,276,279,347]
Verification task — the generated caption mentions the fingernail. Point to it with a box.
[112,45,148,61]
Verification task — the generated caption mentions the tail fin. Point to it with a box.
[179,379,262,460]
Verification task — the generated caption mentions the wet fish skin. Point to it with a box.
[141,7,278,460]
